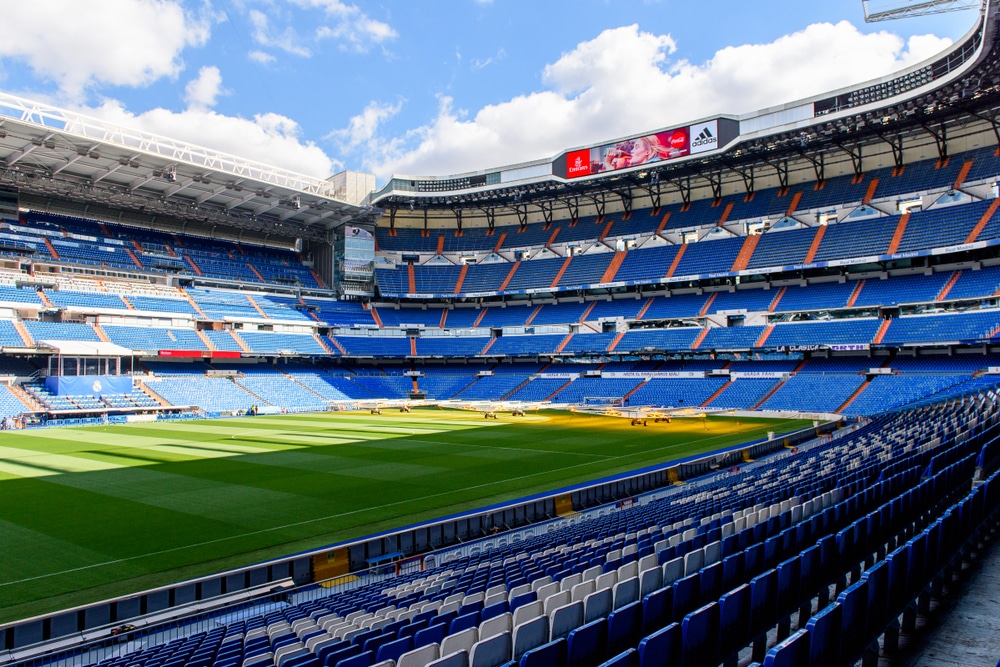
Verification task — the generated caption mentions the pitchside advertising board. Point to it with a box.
[556,118,739,180]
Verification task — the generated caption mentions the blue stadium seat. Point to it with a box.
[636,622,680,667]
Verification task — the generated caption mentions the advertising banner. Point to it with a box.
[689,120,720,155]
[45,375,132,397]
[567,127,690,179]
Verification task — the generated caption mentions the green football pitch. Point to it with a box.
[0,408,812,623]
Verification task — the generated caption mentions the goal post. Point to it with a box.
[583,396,625,407]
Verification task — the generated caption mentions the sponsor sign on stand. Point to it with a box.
[689,120,719,155]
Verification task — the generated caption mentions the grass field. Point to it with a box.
[0,408,812,623]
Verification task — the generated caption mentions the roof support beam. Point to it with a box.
[835,141,864,178]
[538,200,553,226]
[226,190,259,210]
[876,131,905,170]
[919,119,949,161]
[6,133,53,165]
[280,204,308,221]
[195,184,228,204]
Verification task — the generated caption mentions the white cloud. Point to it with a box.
[354,22,953,179]
[329,99,405,152]
[244,1,395,57]
[248,50,277,64]
[472,48,507,71]
[184,66,225,109]
[248,9,311,57]
[294,0,397,52]
[0,0,212,99]
[83,99,340,179]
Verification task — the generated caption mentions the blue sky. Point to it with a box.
[0,1,979,183]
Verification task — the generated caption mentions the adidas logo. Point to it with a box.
[692,127,717,148]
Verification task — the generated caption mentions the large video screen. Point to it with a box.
[562,119,730,179]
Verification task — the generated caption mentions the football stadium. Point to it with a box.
[2,1,1000,666]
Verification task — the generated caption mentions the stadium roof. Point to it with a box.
[0,94,379,241]
[36,340,133,356]
[371,0,1000,223]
